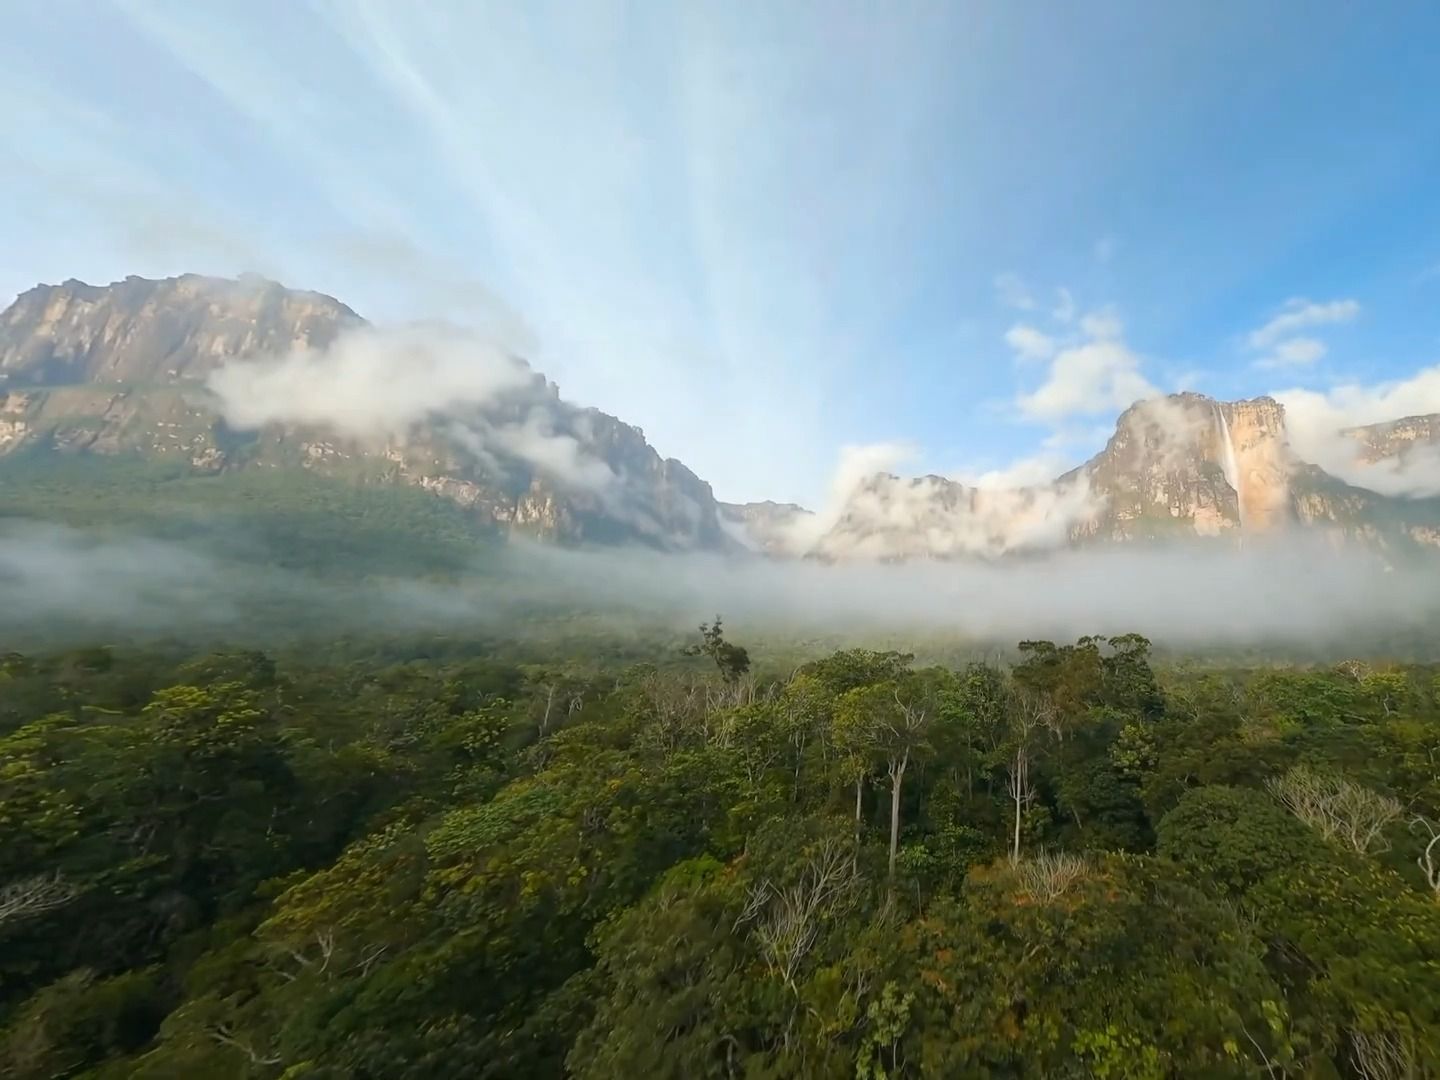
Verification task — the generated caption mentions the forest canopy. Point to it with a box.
[1,628,1438,1078]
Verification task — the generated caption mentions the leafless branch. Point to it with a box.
[738,836,858,991]
[0,872,76,926]
[1412,817,1440,899]
[1267,766,1403,855]
[1012,851,1087,903]
[1350,1028,1417,1080]
[209,1023,281,1066]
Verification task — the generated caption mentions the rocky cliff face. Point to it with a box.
[789,392,1440,561]
[718,501,814,553]
[0,274,359,385]
[1074,393,1293,542]
[0,275,733,551]
[804,472,1095,561]
[4,272,1437,560]
[1346,414,1440,461]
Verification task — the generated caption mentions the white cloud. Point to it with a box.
[954,452,1070,490]
[1248,298,1359,350]
[1273,364,1440,497]
[1017,314,1157,423]
[97,0,978,508]
[208,324,623,495]
[1255,336,1326,369]
[994,272,1036,311]
[803,469,1101,560]
[1004,323,1056,362]
[776,441,915,552]
[208,324,534,437]
[1094,235,1118,264]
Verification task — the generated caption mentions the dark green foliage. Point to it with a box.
[683,616,752,682]
[0,449,497,578]
[2,632,1438,1077]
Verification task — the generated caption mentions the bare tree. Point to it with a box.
[1266,766,1403,855]
[882,687,931,882]
[1012,850,1088,903]
[1006,690,1056,863]
[738,835,858,991]
[834,680,932,882]
[1412,817,1440,899]
[0,872,76,927]
[208,1023,281,1067]
[1335,659,1372,682]
[1350,1028,1417,1080]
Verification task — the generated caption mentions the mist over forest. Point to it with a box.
[4,515,1440,660]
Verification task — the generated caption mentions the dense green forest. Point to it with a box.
[2,628,1439,1078]
[0,451,496,578]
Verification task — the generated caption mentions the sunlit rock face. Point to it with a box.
[2,274,1438,559]
[1222,397,1293,533]
[1071,393,1295,543]
[0,274,359,385]
[0,275,735,552]
[1346,413,1440,462]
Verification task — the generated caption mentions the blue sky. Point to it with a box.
[2,1,1440,505]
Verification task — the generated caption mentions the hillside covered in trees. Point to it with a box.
[2,630,1439,1078]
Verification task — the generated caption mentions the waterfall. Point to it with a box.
[1214,403,1244,527]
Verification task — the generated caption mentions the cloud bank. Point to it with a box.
[3,522,1437,656]
[1275,364,1440,498]
[207,325,620,495]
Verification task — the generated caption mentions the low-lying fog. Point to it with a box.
[2,521,1437,656]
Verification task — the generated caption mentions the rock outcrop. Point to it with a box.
[0,274,359,384]
[1346,413,1440,462]
[718,501,814,553]
[3,272,1438,560]
[0,275,734,551]
[1074,394,1293,542]
[793,393,1440,561]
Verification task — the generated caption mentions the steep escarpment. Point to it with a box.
[1076,394,1293,541]
[0,275,733,551]
[1346,413,1440,461]
[718,501,814,553]
[792,392,1440,561]
[3,272,1438,561]
[0,274,359,384]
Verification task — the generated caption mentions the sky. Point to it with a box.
[2,1,1440,507]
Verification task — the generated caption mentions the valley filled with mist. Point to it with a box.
[3,273,1440,662]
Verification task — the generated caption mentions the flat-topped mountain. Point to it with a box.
[2,273,1437,560]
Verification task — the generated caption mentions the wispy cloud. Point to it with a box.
[8,1,979,507]
[1245,297,1357,372]
[994,272,1037,311]
[1248,297,1359,349]
[1274,365,1440,497]
[1254,335,1327,369]
[1004,324,1056,362]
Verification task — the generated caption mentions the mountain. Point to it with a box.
[0,274,733,551]
[0,274,360,382]
[2,272,1438,563]
[718,500,815,553]
[798,393,1440,560]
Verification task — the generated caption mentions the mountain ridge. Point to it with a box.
[3,273,1438,560]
